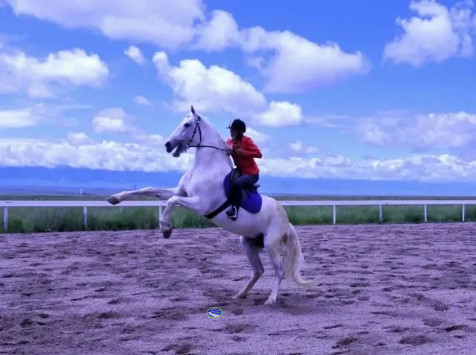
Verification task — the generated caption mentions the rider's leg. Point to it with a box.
[226,174,259,218]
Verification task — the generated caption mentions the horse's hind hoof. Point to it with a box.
[264,297,277,305]
[162,229,172,239]
[106,196,120,205]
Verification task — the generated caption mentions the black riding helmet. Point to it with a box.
[227,118,246,133]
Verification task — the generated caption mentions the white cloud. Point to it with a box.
[258,153,476,182]
[240,28,369,93]
[153,52,266,113]
[134,95,152,106]
[289,140,319,155]
[6,0,205,51]
[0,137,192,172]
[0,110,35,128]
[197,11,370,92]
[304,114,352,129]
[68,132,93,146]
[0,104,59,128]
[290,141,303,152]
[0,108,41,128]
[1,136,475,181]
[194,10,240,51]
[92,108,135,134]
[152,52,303,126]
[383,0,474,66]
[258,101,302,127]
[245,127,269,144]
[5,1,368,93]
[0,47,108,98]
[124,45,145,65]
[356,111,476,150]
[197,14,370,93]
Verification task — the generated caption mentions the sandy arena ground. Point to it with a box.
[1,223,475,354]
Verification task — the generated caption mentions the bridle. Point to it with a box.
[187,120,229,152]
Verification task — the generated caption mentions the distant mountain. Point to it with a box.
[0,166,475,196]
[0,166,183,195]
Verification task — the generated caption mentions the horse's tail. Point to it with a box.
[283,223,314,288]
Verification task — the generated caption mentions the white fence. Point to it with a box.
[1,199,475,231]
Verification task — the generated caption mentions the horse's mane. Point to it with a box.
[199,115,229,151]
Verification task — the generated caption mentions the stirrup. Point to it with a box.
[226,205,238,220]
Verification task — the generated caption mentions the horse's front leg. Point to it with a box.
[159,196,203,238]
[106,186,182,205]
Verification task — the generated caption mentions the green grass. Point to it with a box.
[1,194,475,233]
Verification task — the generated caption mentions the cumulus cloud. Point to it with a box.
[258,153,476,182]
[194,10,240,51]
[68,132,94,146]
[6,0,205,51]
[383,0,475,66]
[356,111,476,151]
[92,108,136,134]
[0,137,192,172]
[196,13,370,92]
[0,47,108,98]
[1,136,475,181]
[134,95,152,106]
[289,141,319,154]
[240,28,369,93]
[5,0,369,93]
[152,52,303,127]
[245,127,269,144]
[0,104,61,128]
[195,14,369,92]
[124,45,145,65]
[0,107,42,128]
[258,102,302,127]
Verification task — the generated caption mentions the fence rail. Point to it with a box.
[1,199,475,231]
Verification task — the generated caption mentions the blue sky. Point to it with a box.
[1,0,476,182]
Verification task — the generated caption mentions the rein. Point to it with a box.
[188,121,228,152]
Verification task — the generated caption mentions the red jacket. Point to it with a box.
[226,135,262,175]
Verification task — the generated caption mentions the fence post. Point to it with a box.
[423,204,427,222]
[462,204,465,222]
[158,206,163,220]
[332,205,336,225]
[3,207,8,232]
[379,204,383,223]
[83,207,88,229]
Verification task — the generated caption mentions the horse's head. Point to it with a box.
[165,105,202,158]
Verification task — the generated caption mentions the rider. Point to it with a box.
[225,119,262,220]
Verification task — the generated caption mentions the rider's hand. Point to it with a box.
[226,147,233,155]
[235,148,243,156]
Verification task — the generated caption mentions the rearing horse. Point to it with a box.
[106,106,312,304]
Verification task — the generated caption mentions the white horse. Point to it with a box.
[106,106,312,304]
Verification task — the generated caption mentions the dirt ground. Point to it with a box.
[1,223,475,354]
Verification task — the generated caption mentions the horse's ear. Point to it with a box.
[191,105,195,115]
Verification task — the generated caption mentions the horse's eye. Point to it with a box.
[184,123,191,128]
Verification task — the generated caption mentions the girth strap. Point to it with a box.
[204,200,232,219]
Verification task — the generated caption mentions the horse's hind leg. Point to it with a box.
[264,232,285,305]
[233,236,264,300]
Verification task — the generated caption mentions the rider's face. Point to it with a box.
[230,128,238,139]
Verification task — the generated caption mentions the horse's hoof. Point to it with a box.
[233,293,246,300]
[264,298,276,305]
[162,229,172,239]
[106,196,120,205]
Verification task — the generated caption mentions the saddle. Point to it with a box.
[228,168,260,200]
[223,168,262,214]
[203,168,262,219]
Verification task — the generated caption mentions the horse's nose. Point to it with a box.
[165,141,172,153]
